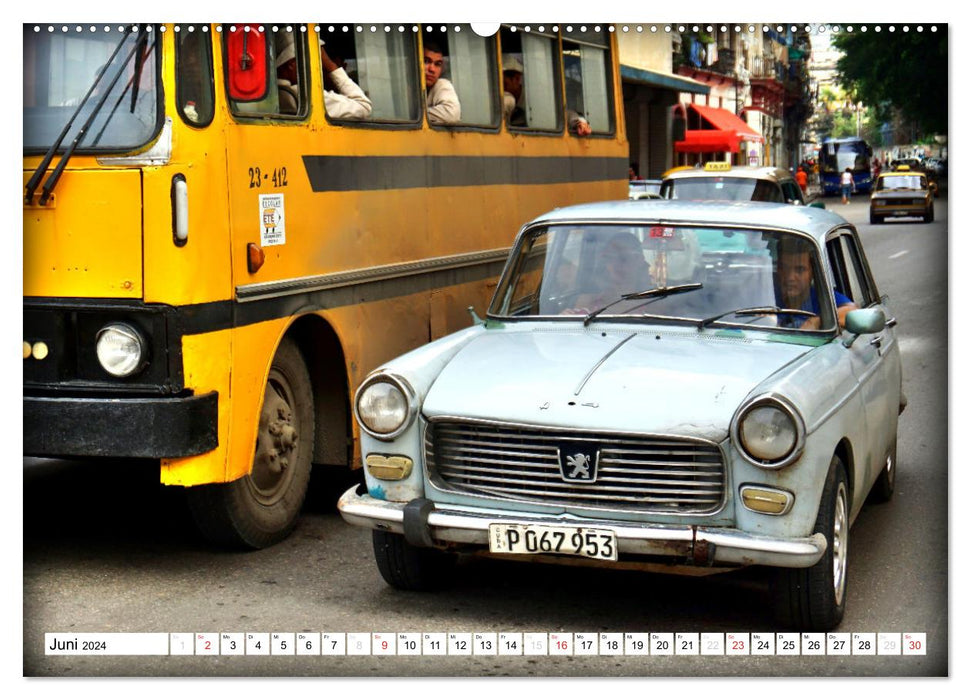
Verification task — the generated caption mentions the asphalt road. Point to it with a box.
[21,195,951,680]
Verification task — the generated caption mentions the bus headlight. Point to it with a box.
[96,323,147,378]
[732,395,804,468]
[355,374,417,441]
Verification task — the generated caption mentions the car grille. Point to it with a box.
[425,420,725,514]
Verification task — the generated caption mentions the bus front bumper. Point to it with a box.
[24,391,218,459]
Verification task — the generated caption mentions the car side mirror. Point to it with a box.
[809,201,825,210]
[843,308,887,347]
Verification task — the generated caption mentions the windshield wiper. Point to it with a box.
[26,25,150,206]
[24,31,131,205]
[583,283,703,326]
[698,306,815,329]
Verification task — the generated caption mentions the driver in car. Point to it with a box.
[561,232,653,315]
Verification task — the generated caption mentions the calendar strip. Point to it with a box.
[44,632,926,656]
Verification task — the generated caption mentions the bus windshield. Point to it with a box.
[820,138,870,173]
[23,25,162,153]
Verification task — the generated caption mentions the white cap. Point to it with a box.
[275,40,295,68]
[502,55,524,73]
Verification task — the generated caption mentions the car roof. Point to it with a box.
[662,165,794,181]
[526,199,851,246]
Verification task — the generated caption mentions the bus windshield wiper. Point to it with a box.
[24,31,130,205]
[698,306,815,329]
[25,25,150,206]
[583,283,703,326]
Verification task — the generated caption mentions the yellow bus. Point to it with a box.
[23,22,627,548]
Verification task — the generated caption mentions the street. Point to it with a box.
[22,195,949,678]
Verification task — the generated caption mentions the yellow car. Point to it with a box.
[869,167,934,224]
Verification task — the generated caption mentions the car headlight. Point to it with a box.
[95,323,147,378]
[355,373,417,440]
[732,395,805,468]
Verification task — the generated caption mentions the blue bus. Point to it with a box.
[819,137,874,195]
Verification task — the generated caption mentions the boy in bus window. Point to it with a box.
[319,40,372,120]
[423,41,461,125]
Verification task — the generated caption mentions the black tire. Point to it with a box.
[869,439,896,503]
[187,338,314,549]
[773,456,849,631]
[869,211,882,225]
[372,530,456,591]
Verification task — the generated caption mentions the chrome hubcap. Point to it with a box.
[832,482,848,605]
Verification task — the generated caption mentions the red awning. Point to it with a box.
[675,103,764,153]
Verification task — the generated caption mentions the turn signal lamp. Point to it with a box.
[740,486,793,516]
[365,454,414,480]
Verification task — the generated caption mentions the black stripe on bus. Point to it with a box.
[302,155,628,192]
[178,252,508,336]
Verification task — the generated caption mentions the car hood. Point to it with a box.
[422,327,811,442]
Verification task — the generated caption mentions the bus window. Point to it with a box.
[500,26,562,132]
[176,25,214,126]
[424,27,499,128]
[226,26,308,118]
[561,28,614,135]
[354,29,421,123]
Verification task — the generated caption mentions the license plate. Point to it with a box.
[488,523,618,561]
[892,210,911,216]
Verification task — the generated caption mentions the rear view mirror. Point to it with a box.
[226,25,269,102]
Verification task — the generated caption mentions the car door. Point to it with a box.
[826,228,901,503]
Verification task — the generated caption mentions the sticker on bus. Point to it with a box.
[259,193,286,246]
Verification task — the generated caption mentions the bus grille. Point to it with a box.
[425,421,725,514]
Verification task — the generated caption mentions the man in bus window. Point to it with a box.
[275,35,299,115]
[423,42,461,125]
[319,40,372,120]
[502,56,527,126]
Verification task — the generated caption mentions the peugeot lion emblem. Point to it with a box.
[558,443,600,483]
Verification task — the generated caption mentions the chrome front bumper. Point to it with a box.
[338,486,826,569]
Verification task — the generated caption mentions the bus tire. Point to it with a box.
[188,338,314,549]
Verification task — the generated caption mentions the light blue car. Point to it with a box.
[339,200,904,632]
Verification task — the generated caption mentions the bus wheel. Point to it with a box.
[188,338,314,549]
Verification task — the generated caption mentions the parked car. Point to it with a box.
[870,167,935,224]
[628,179,662,200]
[660,162,823,208]
[339,200,903,632]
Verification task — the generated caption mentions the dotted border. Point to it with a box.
[29,24,942,35]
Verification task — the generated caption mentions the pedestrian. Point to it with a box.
[795,166,808,194]
[840,167,854,205]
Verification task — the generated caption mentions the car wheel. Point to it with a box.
[372,530,456,591]
[772,456,849,631]
[187,338,315,549]
[869,211,882,224]
[870,439,896,503]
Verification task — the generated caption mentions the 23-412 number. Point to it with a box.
[248,167,288,189]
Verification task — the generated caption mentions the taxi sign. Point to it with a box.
[704,162,732,172]
[895,164,911,171]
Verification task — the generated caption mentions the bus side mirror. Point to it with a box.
[226,25,269,102]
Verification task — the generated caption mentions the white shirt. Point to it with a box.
[325,67,372,120]
[426,78,461,125]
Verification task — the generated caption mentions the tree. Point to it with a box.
[833,28,947,136]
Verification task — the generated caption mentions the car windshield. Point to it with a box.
[660,177,785,203]
[877,175,926,190]
[23,25,162,153]
[489,223,837,331]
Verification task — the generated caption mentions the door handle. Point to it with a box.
[869,336,883,350]
[885,316,898,329]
